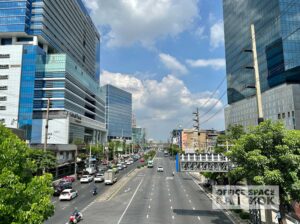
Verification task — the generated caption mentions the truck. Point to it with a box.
[104,170,117,185]
[147,160,154,168]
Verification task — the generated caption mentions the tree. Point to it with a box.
[0,125,54,223]
[90,144,104,160]
[28,149,57,175]
[227,120,300,219]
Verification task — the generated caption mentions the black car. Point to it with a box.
[53,181,72,196]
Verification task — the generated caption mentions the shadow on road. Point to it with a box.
[173,209,233,224]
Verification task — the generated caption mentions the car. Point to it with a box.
[117,163,123,170]
[94,173,104,182]
[80,175,94,183]
[126,161,131,165]
[62,176,75,182]
[59,189,78,201]
[140,158,145,163]
[121,162,127,168]
[53,181,72,196]
[157,166,164,172]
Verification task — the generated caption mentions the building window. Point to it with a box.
[292,111,295,117]
[0,86,7,90]
[0,96,7,101]
[282,113,285,119]
[17,37,33,42]
[278,114,281,119]
[0,54,10,59]
[82,55,85,63]
[288,112,290,118]
[1,38,12,45]
[0,75,8,80]
[0,65,9,69]
[0,106,6,110]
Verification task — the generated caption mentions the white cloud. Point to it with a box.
[210,20,224,49]
[159,53,188,75]
[186,58,226,70]
[83,0,199,47]
[100,71,224,140]
[195,26,206,39]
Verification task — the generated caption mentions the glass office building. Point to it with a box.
[223,0,300,129]
[102,85,132,140]
[0,0,106,147]
[0,0,100,78]
[132,127,146,146]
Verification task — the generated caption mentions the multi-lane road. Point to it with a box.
[45,161,139,224]
[75,151,234,224]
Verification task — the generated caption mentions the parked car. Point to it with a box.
[62,176,75,182]
[157,166,164,172]
[94,173,104,183]
[140,158,145,163]
[80,175,94,183]
[59,189,78,201]
[121,162,127,168]
[53,181,72,196]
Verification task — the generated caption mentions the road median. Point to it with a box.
[97,167,145,202]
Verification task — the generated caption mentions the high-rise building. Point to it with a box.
[223,0,300,129]
[132,127,146,146]
[101,84,132,140]
[0,0,106,149]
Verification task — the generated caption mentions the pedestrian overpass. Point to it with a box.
[176,153,231,172]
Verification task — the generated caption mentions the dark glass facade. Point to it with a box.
[223,0,300,104]
[18,45,45,139]
[102,85,132,140]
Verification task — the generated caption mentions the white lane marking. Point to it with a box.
[188,173,236,224]
[186,194,188,197]
[147,214,149,219]
[117,178,144,224]
[150,198,152,201]
[193,207,195,210]
[198,216,201,220]
[169,199,172,202]
[184,189,186,192]
[172,215,175,220]
[189,200,192,203]
[149,205,151,209]
[168,193,171,196]
[170,206,173,210]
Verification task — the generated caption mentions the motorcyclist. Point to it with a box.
[73,207,79,218]
[93,185,97,195]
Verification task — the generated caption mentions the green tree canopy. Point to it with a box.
[227,120,300,210]
[0,125,54,223]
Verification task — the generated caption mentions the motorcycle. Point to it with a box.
[92,188,97,195]
[66,212,83,224]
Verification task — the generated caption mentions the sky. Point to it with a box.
[83,0,227,141]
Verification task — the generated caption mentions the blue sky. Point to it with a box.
[83,0,227,141]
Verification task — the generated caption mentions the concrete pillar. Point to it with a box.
[33,36,38,45]
[43,44,48,53]
[12,37,17,44]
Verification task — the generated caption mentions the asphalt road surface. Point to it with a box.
[78,151,234,224]
[45,161,139,224]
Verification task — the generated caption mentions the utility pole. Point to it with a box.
[74,147,78,179]
[251,24,264,124]
[43,98,50,174]
[193,108,200,152]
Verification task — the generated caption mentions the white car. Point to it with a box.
[59,189,78,201]
[126,161,131,165]
[80,175,93,183]
[94,173,104,182]
[157,166,164,172]
[121,162,127,168]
